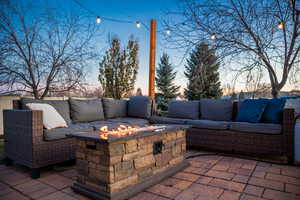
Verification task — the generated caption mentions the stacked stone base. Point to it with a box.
[73,129,188,200]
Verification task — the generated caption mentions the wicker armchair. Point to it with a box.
[187,102,295,164]
[3,101,77,178]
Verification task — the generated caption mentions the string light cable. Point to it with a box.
[72,0,172,35]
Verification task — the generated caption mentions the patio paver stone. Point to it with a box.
[0,150,299,200]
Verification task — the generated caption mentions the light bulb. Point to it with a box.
[278,21,284,29]
[136,21,141,28]
[166,29,171,35]
[96,16,101,24]
[211,33,216,40]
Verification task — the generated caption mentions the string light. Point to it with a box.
[166,29,171,35]
[210,33,216,40]
[277,21,284,29]
[96,16,101,24]
[136,21,141,28]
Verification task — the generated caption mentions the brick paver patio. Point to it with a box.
[0,151,300,200]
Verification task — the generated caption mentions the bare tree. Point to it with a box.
[0,1,98,99]
[243,67,271,98]
[164,0,300,98]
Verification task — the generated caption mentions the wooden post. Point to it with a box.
[148,19,156,99]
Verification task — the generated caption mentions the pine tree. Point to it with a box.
[155,53,180,110]
[184,42,222,100]
[99,37,139,99]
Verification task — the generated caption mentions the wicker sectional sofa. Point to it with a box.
[3,96,153,178]
[150,99,295,164]
[3,97,296,179]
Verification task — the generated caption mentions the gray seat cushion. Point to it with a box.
[69,99,105,123]
[127,96,152,119]
[107,117,149,127]
[150,116,187,124]
[44,121,124,140]
[229,122,282,134]
[102,98,128,119]
[200,99,232,121]
[186,120,230,130]
[168,100,200,119]
[21,98,72,125]
[44,123,93,141]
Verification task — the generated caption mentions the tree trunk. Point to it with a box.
[33,88,40,99]
[271,87,279,98]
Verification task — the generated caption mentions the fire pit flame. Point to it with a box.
[99,125,163,140]
[99,125,139,139]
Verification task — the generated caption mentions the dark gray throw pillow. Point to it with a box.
[200,99,233,121]
[168,100,200,119]
[127,96,152,119]
[102,98,127,119]
[69,98,105,123]
[21,98,72,125]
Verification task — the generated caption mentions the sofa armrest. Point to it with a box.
[3,109,43,164]
[282,108,295,162]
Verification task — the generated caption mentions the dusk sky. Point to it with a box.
[63,0,188,94]
[20,0,296,94]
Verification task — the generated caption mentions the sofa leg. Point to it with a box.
[31,168,40,179]
[5,157,13,166]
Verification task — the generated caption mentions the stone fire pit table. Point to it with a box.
[67,124,190,200]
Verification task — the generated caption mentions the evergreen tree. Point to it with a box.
[99,37,139,99]
[184,42,222,100]
[155,53,180,110]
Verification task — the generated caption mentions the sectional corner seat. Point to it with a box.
[150,99,295,164]
[3,96,154,178]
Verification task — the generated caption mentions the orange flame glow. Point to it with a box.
[99,125,139,139]
[99,125,159,140]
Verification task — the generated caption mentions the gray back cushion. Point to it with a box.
[200,99,233,121]
[127,96,152,119]
[168,100,200,119]
[21,98,72,125]
[69,99,104,123]
[102,98,127,119]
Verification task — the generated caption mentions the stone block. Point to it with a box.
[78,140,86,147]
[155,149,172,167]
[114,161,134,181]
[134,154,155,169]
[169,155,184,166]
[172,144,182,156]
[176,130,185,138]
[109,174,138,193]
[125,139,138,153]
[89,168,113,183]
[87,154,100,164]
[102,155,122,165]
[138,168,153,181]
[109,143,125,156]
[122,151,140,161]
[76,152,85,160]
[77,160,88,175]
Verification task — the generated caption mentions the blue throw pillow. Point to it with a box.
[261,98,286,124]
[236,99,268,123]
